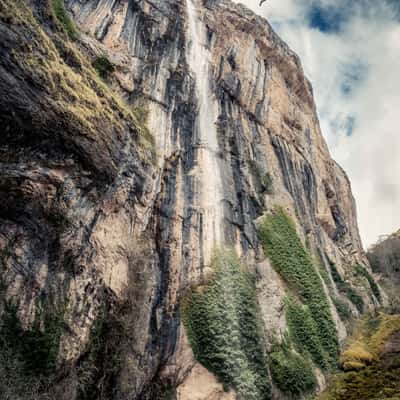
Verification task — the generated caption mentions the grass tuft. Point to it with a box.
[51,0,79,40]
[92,55,115,80]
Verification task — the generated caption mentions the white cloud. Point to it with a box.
[235,0,400,247]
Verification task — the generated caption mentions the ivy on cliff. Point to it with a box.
[355,264,382,303]
[181,249,271,400]
[258,208,339,369]
[269,339,316,396]
[329,260,364,313]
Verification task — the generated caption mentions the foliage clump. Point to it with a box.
[269,340,316,396]
[0,301,64,399]
[248,160,273,195]
[182,249,271,400]
[51,0,79,40]
[258,208,339,369]
[355,264,382,303]
[285,298,331,369]
[329,260,364,313]
[340,343,374,371]
[0,302,64,377]
[92,55,115,80]
[333,297,352,321]
[319,314,400,400]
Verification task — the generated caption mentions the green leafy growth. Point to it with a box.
[257,208,339,369]
[261,172,273,194]
[329,261,364,313]
[333,298,352,321]
[0,302,64,377]
[355,264,382,303]
[248,160,273,195]
[51,0,79,40]
[269,340,316,396]
[92,55,115,80]
[285,298,331,369]
[182,249,271,400]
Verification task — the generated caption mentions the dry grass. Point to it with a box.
[0,0,154,152]
[319,314,400,400]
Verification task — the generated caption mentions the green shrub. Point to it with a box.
[51,0,79,40]
[258,209,339,369]
[182,249,271,400]
[269,342,316,396]
[92,55,115,80]
[285,298,330,369]
[261,172,273,194]
[0,302,64,377]
[355,264,382,303]
[329,261,364,313]
[248,160,273,195]
[333,298,352,321]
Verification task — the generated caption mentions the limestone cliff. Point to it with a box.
[0,0,384,399]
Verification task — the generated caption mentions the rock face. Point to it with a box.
[0,0,384,399]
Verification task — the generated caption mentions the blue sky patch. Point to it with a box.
[307,2,350,33]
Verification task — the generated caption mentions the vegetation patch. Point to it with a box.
[181,249,271,400]
[0,302,64,377]
[285,298,331,369]
[333,298,352,321]
[355,264,382,303]
[340,342,374,371]
[51,0,79,40]
[92,55,115,80]
[258,208,338,369]
[329,260,364,313]
[319,314,400,400]
[3,0,155,163]
[269,340,316,396]
[248,160,273,195]
[0,300,65,399]
[76,308,121,400]
[320,358,400,400]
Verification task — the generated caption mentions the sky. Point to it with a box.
[236,0,400,248]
